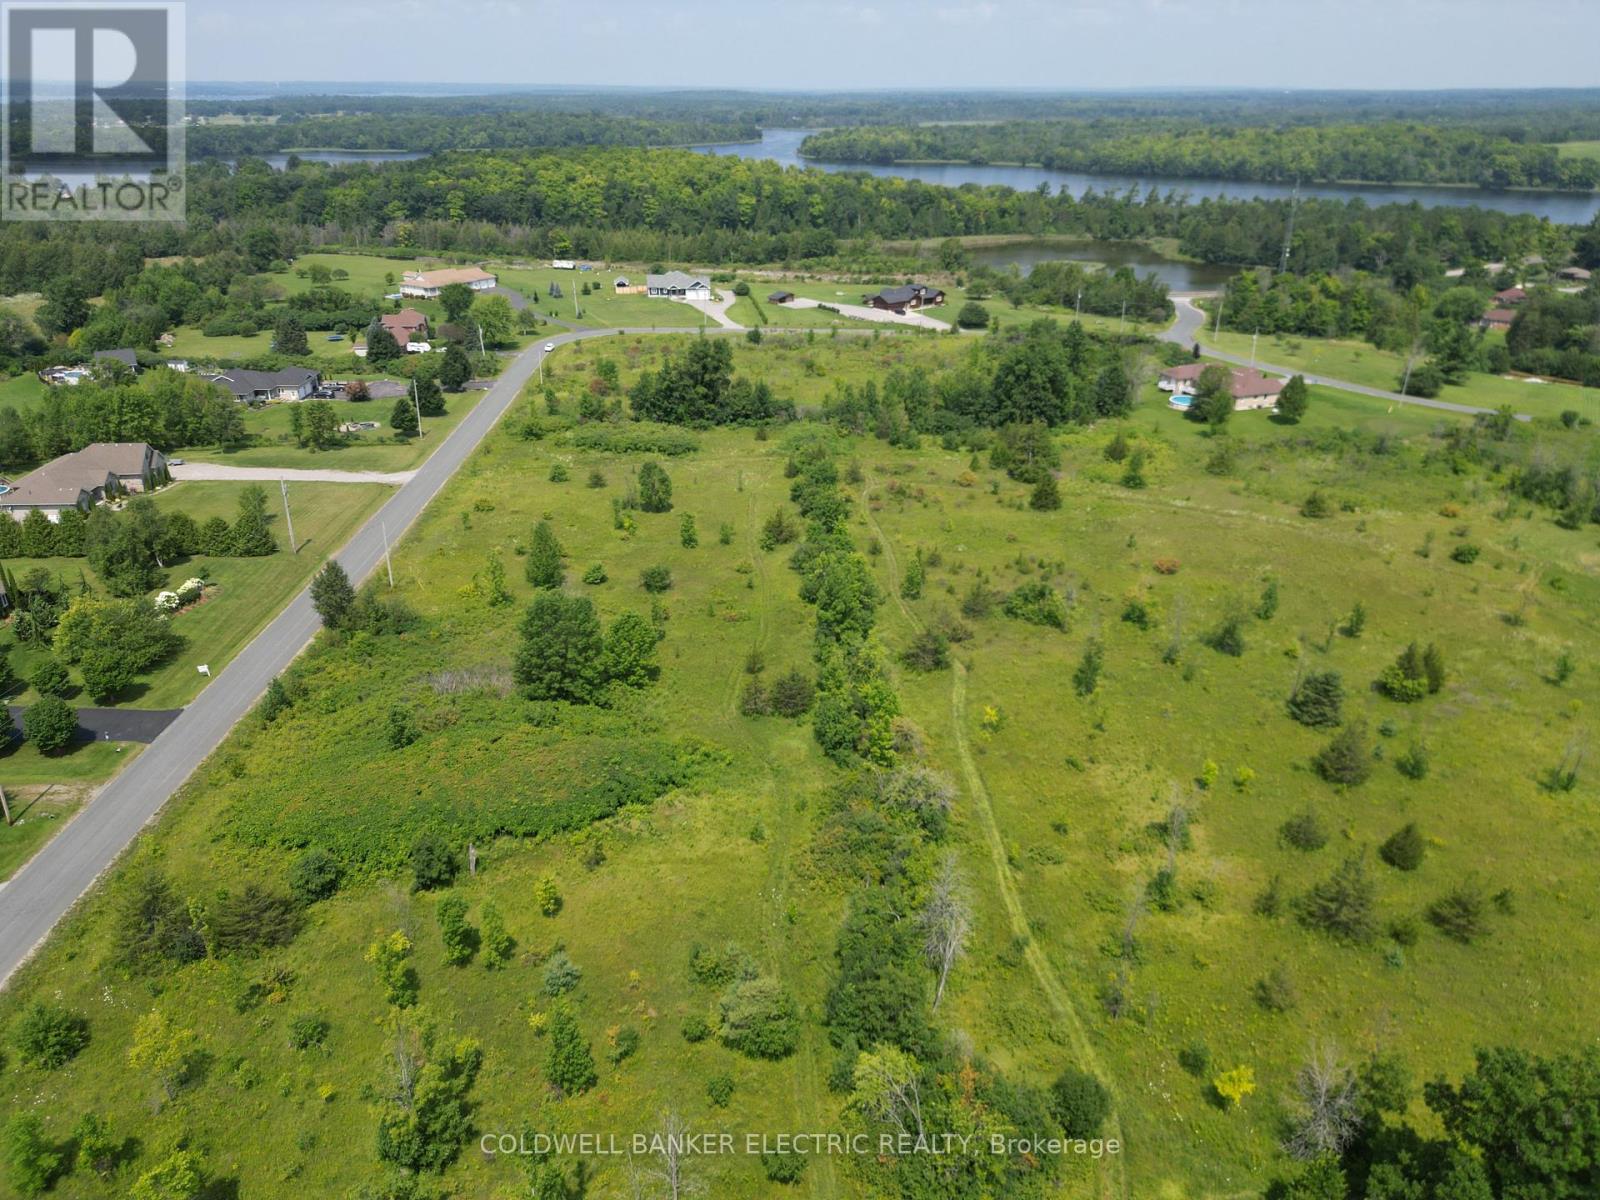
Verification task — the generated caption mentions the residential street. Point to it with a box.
[0,326,691,987]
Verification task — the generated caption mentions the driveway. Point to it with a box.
[1161,296,1527,420]
[676,287,744,331]
[6,706,181,746]
[784,293,951,331]
[170,463,416,486]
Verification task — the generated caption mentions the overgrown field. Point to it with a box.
[0,332,1596,1199]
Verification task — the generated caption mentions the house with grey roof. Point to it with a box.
[203,367,322,403]
[0,442,167,523]
[862,283,946,313]
[647,271,712,300]
[92,348,140,372]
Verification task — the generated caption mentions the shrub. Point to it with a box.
[12,1001,90,1069]
[288,1014,330,1050]
[1280,810,1329,851]
[1254,966,1297,1013]
[535,875,562,917]
[543,950,583,997]
[1450,542,1481,564]
[1205,613,1246,657]
[4,1114,61,1196]
[1380,823,1426,871]
[1178,1041,1212,1077]
[1300,490,1333,518]
[718,977,799,1060]
[1049,1068,1111,1137]
[1287,671,1343,728]
[607,1026,640,1064]
[545,1004,597,1095]
[1395,741,1431,780]
[437,895,477,966]
[640,565,673,593]
[23,696,76,754]
[29,657,70,698]
[763,1149,808,1184]
[739,678,771,716]
[1072,638,1104,696]
[1212,1066,1257,1108]
[957,301,990,329]
[209,883,302,955]
[707,1073,735,1107]
[1030,474,1061,511]
[411,834,458,892]
[480,903,515,969]
[637,461,674,512]
[768,669,816,717]
[1003,581,1067,629]
[1296,854,1378,944]
[681,1014,710,1043]
[900,630,950,672]
[1312,722,1372,785]
[1428,883,1487,943]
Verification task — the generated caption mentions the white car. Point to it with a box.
[544,342,556,353]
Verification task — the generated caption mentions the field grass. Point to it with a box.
[1199,326,1598,423]
[2,481,390,710]
[0,371,46,415]
[1554,139,1600,160]
[0,754,142,880]
[1,332,1596,1198]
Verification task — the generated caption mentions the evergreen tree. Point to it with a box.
[1092,360,1133,417]
[390,394,419,437]
[439,343,472,392]
[1030,473,1062,511]
[311,560,355,628]
[524,520,564,589]
[415,374,446,417]
[365,323,402,366]
[272,313,309,356]
[229,485,277,557]
[545,1004,597,1095]
[514,593,605,703]
[637,461,673,512]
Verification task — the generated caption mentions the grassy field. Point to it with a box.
[0,755,142,880]
[3,481,390,710]
[1,332,1597,1198]
[1554,139,1600,160]
[1199,326,1597,423]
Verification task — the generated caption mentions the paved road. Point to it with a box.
[1162,297,1528,420]
[170,463,417,486]
[0,325,699,986]
[6,706,181,745]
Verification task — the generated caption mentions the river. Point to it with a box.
[692,129,1600,225]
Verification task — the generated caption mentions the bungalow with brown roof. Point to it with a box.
[862,283,945,313]
[1158,362,1284,410]
[1557,266,1592,283]
[399,267,498,299]
[1479,308,1517,332]
[1493,286,1527,306]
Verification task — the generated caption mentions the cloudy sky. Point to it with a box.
[186,0,1599,89]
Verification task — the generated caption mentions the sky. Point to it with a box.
[184,0,1600,91]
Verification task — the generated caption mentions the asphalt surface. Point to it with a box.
[5,706,181,745]
[1162,297,1529,420]
[0,326,694,986]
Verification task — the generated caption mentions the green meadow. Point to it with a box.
[0,332,1596,1198]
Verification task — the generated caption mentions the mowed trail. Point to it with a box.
[860,480,1130,1200]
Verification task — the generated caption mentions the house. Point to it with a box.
[1557,266,1592,283]
[768,290,795,304]
[646,271,712,300]
[1493,286,1527,306]
[92,348,140,372]
[1478,308,1517,332]
[203,367,322,403]
[380,308,430,350]
[399,267,497,299]
[1158,362,1283,410]
[0,442,167,523]
[862,283,946,313]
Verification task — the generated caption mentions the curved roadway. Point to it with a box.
[1164,296,1528,420]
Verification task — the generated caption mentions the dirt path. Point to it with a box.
[863,479,1130,1200]
[169,463,415,485]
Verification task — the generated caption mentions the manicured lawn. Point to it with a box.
[1200,326,1598,422]
[0,369,46,414]
[177,387,487,472]
[3,481,390,710]
[0,749,142,879]
[728,294,875,329]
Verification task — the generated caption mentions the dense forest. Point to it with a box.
[189,112,759,157]
[799,121,1600,190]
[1,147,1590,308]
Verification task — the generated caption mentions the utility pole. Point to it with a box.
[1278,177,1301,276]
[412,377,424,436]
[477,324,486,356]
[1075,288,1082,318]
[1250,327,1259,367]
[381,521,395,588]
[279,479,296,553]
[0,782,11,827]
[1118,298,1127,335]
[1214,294,1224,339]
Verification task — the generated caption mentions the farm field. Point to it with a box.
[0,330,1597,1199]
[1198,326,1597,423]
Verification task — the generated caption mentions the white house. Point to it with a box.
[646,271,712,301]
[399,267,498,299]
